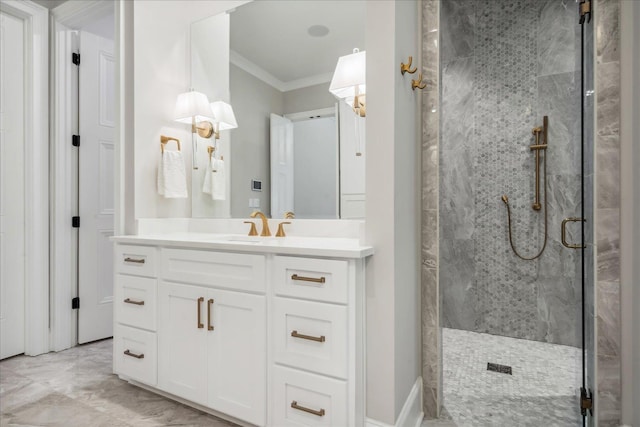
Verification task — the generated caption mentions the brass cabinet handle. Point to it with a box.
[124,257,145,264]
[207,299,214,331]
[197,297,204,329]
[291,401,325,417]
[124,298,144,306]
[561,217,586,249]
[291,274,326,284]
[124,349,144,359]
[291,330,325,343]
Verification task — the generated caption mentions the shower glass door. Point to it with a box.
[581,2,595,425]
[438,0,595,425]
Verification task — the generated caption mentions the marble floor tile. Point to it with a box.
[0,339,236,427]
[443,328,582,427]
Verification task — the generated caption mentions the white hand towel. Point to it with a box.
[157,151,188,198]
[211,158,226,201]
[202,156,213,195]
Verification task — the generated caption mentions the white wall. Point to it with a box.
[282,82,336,115]
[365,0,421,423]
[133,0,249,220]
[229,64,283,217]
[293,117,337,218]
[619,1,640,425]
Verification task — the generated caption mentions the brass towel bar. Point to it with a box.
[160,135,181,153]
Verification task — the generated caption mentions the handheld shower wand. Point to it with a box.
[502,116,549,261]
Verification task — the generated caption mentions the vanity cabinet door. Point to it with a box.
[207,289,266,426]
[158,281,208,406]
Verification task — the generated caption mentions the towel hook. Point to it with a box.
[400,56,417,75]
[411,73,427,91]
[160,135,181,153]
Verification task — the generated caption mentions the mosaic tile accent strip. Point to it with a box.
[443,328,582,427]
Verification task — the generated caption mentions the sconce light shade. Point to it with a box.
[329,49,366,100]
[210,101,238,131]
[173,90,213,123]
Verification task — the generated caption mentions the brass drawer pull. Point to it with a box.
[291,274,326,284]
[207,299,214,331]
[197,297,204,329]
[124,349,144,359]
[291,401,325,417]
[291,330,325,343]
[124,298,144,306]
[124,257,145,264]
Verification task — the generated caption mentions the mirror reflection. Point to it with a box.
[191,0,366,219]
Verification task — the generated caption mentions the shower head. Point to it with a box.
[501,195,509,204]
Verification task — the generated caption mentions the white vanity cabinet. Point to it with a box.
[112,236,370,427]
[158,281,266,426]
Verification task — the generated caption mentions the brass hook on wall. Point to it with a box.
[400,56,417,75]
[411,73,427,90]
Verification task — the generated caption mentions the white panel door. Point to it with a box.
[158,281,208,405]
[270,114,294,219]
[78,31,115,343]
[0,12,25,360]
[207,289,266,426]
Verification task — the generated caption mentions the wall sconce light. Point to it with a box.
[329,48,366,117]
[174,90,215,169]
[209,101,238,140]
[208,100,238,159]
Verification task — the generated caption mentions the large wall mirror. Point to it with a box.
[190,0,366,219]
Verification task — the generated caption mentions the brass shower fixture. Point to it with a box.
[501,116,549,261]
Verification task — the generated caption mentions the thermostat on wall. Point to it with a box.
[251,179,262,192]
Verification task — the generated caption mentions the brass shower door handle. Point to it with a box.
[561,217,586,249]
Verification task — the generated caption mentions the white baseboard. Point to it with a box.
[366,377,424,427]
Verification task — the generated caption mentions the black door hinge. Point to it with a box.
[580,387,593,416]
[72,297,80,309]
[72,216,80,228]
[72,135,80,147]
[579,0,591,24]
[72,52,80,66]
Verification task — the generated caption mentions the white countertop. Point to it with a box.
[111,233,374,259]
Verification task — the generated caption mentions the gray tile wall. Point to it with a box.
[595,0,621,425]
[439,0,582,347]
[421,0,620,421]
[421,0,440,419]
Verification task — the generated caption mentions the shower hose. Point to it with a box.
[501,149,548,261]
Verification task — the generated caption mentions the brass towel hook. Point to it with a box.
[400,56,417,75]
[160,135,181,153]
[411,74,427,90]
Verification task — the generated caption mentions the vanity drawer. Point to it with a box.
[115,274,157,331]
[114,324,157,386]
[274,297,348,379]
[273,256,349,304]
[161,248,266,293]
[115,245,157,277]
[272,366,347,427]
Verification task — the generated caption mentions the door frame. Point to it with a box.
[50,0,115,351]
[0,0,49,356]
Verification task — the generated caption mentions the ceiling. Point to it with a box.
[230,0,365,89]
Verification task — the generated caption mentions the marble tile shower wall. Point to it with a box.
[439,0,583,347]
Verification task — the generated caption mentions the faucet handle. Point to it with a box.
[276,221,291,238]
[284,211,295,219]
[243,221,258,236]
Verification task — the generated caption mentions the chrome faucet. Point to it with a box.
[250,211,271,236]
